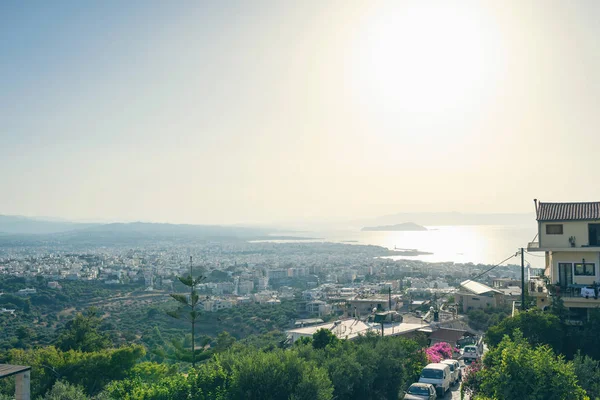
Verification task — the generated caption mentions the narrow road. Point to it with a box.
[446,383,462,399]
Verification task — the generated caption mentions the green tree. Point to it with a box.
[167,256,206,368]
[102,347,333,400]
[128,362,178,382]
[43,381,88,400]
[485,309,563,353]
[567,308,600,360]
[464,330,586,400]
[215,331,236,352]
[55,308,111,353]
[5,344,145,397]
[294,332,426,400]
[227,349,333,400]
[573,352,600,399]
[312,329,339,350]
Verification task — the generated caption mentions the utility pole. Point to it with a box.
[388,286,392,311]
[521,248,526,312]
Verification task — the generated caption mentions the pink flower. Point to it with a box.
[426,342,454,363]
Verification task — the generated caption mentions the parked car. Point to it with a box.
[419,363,451,396]
[403,382,437,400]
[461,345,480,361]
[440,359,461,385]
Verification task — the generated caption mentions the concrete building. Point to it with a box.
[266,269,288,280]
[202,299,234,312]
[15,289,36,296]
[428,328,467,348]
[456,280,504,312]
[528,200,600,321]
[305,300,332,316]
[347,296,401,317]
[286,318,425,344]
[0,364,30,400]
[238,280,254,295]
[257,276,269,290]
[47,281,61,289]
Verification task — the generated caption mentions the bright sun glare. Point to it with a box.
[352,3,501,114]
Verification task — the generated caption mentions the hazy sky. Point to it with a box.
[3,1,600,224]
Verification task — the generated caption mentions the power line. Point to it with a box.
[435,252,520,304]
[524,250,545,258]
[465,252,520,283]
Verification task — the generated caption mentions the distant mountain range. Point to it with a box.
[0,211,536,245]
[361,222,427,232]
[0,215,97,234]
[0,215,271,244]
[353,212,534,228]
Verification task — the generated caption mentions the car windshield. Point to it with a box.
[443,362,455,371]
[408,386,430,395]
[464,346,476,352]
[421,369,443,379]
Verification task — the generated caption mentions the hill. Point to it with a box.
[356,212,533,227]
[0,219,273,247]
[0,215,98,234]
[361,222,427,231]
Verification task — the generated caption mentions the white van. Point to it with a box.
[440,359,461,385]
[462,345,481,362]
[418,363,451,396]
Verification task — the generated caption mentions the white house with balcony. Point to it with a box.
[528,200,600,320]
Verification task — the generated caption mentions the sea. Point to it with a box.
[253,225,543,268]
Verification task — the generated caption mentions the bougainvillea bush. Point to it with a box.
[425,342,454,363]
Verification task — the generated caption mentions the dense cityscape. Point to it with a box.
[0,223,531,399]
[4,0,600,398]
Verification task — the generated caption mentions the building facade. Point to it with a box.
[528,200,600,321]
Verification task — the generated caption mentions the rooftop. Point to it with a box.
[459,280,502,295]
[536,201,600,222]
[428,328,466,343]
[287,319,372,339]
[0,364,30,379]
[286,318,425,340]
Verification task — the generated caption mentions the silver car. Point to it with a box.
[403,383,437,400]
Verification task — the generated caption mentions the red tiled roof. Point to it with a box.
[536,201,600,221]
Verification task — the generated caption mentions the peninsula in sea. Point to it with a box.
[361,222,427,232]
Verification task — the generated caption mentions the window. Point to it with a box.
[559,263,573,286]
[589,224,600,246]
[408,386,430,396]
[546,224,564,235]
[421,369,443,379]
[574,263,595,276]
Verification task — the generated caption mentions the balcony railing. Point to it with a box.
[549,284,600,299]
[528,279,547,294]
[528,241,540,249]
[528,278,549,300]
